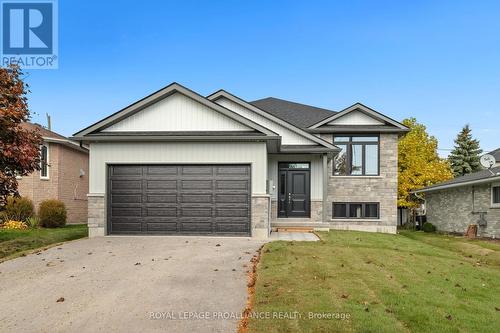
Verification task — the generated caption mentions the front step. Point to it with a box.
[276,227,314,233]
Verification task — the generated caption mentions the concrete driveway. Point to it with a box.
[0,236,265,333]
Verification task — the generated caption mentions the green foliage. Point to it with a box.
[25,216,40,228]
[398,118,453,208]
[449,124,483,177]
[38,199,67,228]
[2,196,34,221]
[422,222,436,233]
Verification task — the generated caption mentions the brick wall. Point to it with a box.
[426,184,500,238]
[16,142,88,224]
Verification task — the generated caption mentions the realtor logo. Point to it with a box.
[1,0,58,69]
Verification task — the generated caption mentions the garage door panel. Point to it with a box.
[180,207,213,217]
[146,166,178,175]
[180,221,213,232]
[111,207,142,217]
[110,166,143,176]
[111,222,142,232]
[216,180,249,191]
[181,193,212,203]
[146,222,177,232]
[181,180,212,190]
[146,180,177,190]
[215,194,248,204]
[146,194,177,203]
[146,207,177,217]
[108,164,250,236]
[111,194,142,204]
[181,166,213,176]
[111,180,142,191]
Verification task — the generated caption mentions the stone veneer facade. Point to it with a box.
[426,184,500,238]
[319,133,399,233]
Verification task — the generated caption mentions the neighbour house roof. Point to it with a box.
[250,97,336,128]
[414,166,500,193]
[488,148,500,162]
[21,122,88,153]
[21,122,67,140]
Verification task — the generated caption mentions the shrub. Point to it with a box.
[422,222,436,233]
[25,216,40,228]
[2,220,28,230]
[3,196,35,222]
[38,199,67,228]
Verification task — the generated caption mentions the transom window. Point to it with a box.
[332,202,380,219]
[333,135,379,176]
[493,184,500,206]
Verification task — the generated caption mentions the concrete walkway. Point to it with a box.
[269,232,319,241]
[0,236,265,333]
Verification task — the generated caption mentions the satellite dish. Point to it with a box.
[480,154,496,169]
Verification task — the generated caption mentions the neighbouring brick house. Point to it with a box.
[17,123,89,224]
[415,163,500,238]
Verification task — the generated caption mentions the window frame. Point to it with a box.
[332,202,380,219]
[40,143,49,180]
[332,135,380,176]
[492,183,500,208]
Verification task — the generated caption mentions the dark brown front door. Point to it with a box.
[278,163,311,218]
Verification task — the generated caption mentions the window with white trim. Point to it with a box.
[40,144,49,179]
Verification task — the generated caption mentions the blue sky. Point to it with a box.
[24,0,500,155]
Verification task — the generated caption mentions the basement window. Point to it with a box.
[333,202,380,219]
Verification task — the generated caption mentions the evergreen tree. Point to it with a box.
[449,125,482,177]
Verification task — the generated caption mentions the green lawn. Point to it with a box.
[248,231,500,333]
[0,224,88,261]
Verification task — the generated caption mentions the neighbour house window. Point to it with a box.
[40,144,49,179]
[492,184,500,206]
[332,202,380,219]
[333,136,379,176]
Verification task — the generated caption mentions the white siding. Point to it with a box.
[328,110,384,126]
[267,154,323,200]
[89,142,267,194]
[215,97,316,145]
[103,93,252,132]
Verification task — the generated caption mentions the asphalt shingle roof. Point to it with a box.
[488,148,500,162]
[418,166,500,192]
[250,97,336,128]
[20,122,68,140]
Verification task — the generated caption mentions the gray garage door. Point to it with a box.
[108,165,251,236]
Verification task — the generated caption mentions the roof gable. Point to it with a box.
[208,90,338,151]
[73,83,277,138]
[102,92,252,132]
[309,103,409,131]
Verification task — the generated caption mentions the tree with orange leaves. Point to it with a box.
[0,64,42,205]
